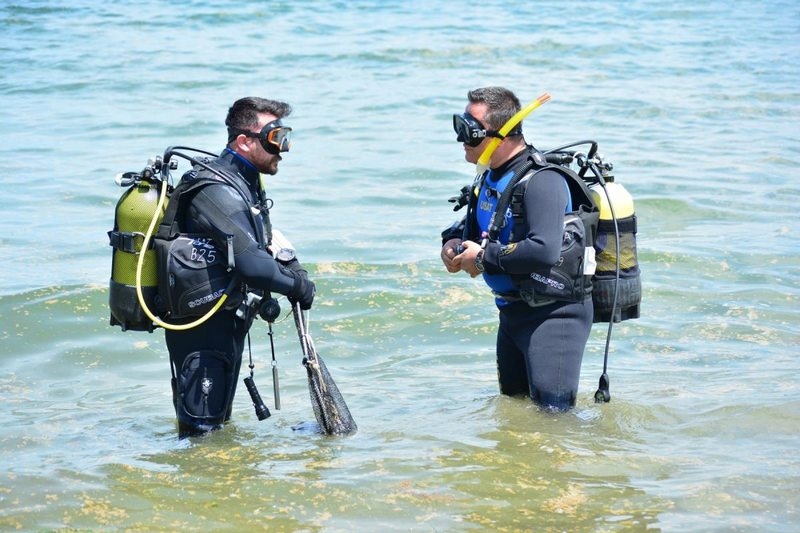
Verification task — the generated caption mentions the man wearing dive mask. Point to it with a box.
[452,111,520,150]
[164,97,315,437]
[440,87,593,411]
[227,118,292,173]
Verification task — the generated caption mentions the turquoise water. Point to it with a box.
[1,1,798,531]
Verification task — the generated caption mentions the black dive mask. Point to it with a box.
[452,112,522,147]
[453,112,502,147]
[230,120,292,155]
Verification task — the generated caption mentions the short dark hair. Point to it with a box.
[225,97,292,140]
[466,87,521,131]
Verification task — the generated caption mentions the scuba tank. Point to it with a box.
[543,140,642,403]
[108,158,171,332]
[544,143,642,323]
[108,147,244,334]
[590,171,641,323]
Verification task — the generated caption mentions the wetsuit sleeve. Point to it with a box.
[187,184,297,295]
[482,169,569,274]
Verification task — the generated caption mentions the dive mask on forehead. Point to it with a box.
[452,112,522,147]
[231,120,292,155]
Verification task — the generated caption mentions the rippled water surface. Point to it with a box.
[1,1,798,531]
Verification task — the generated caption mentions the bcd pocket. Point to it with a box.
[155,234,239,319]
[519,214,589,304]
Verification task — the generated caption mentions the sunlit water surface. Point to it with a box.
[1,1,798,531]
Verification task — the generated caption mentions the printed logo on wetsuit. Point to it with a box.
[530,272,565,290]
[500,243,517,256]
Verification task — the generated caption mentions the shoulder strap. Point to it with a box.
[509,162,600,244]
[462,169,487,241]
[205,163,269,249]
[486,150,549,241]
[155,176,219,240]
[155,164,265,248]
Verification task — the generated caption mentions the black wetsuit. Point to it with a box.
[451,146,593,410]
[165,148,300,436]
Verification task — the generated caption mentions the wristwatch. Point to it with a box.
[275,247,296,264]
[475,249,485,273]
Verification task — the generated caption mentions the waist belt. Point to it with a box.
[493,291,556,307]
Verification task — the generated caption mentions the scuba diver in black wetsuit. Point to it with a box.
[165,97,315,437]
[440,87,593,411]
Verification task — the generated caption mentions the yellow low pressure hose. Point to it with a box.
[135,178,230,331]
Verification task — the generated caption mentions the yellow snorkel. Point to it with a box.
[475,92,551,175]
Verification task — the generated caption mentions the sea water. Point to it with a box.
[1,1,798,531]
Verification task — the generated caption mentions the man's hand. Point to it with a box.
[441,238,463,273]
[455,240,483,278]
[287,268,315,310]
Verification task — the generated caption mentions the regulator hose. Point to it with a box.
[134,178,235,331]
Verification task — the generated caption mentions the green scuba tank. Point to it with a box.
[108,172,168,332]
[590,175,641,323]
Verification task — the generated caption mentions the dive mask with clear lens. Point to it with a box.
[259,120,292,155]
[231,120,292,155]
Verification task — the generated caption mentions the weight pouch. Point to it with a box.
[177,350,236,426]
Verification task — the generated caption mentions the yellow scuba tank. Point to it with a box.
[592,180,634,220]
[590,174,641,323]
[108,170,168,332]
